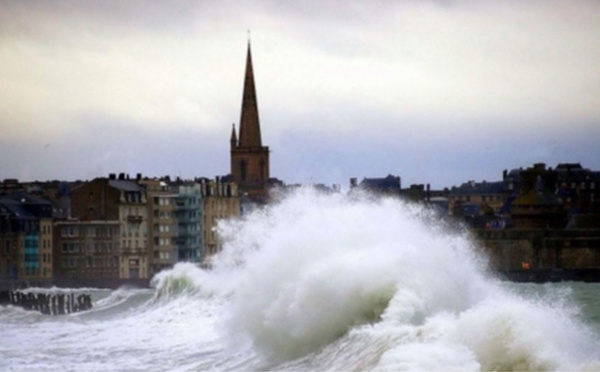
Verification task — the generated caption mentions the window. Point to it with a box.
[240,160,247,181]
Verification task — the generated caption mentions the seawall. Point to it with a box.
[476,228,600,282]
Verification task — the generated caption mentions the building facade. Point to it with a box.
[449,180,506,216]
[200,177,240,260]
[141,179,177,274]
[0,193,53,282]
[70,177,150,280]
[53,220,120,281]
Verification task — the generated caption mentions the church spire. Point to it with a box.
[230,123,237,150]
[238,39,262,148]
[230,38,270,195]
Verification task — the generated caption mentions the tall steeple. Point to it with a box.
[230,123,237,150]
[230,38,270,195]
[238,40,262,148]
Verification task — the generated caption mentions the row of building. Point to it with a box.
[4,160,598,286]
[0,175,240,287]
[3,40,599,286]
[352,162,600,230]
[0,40,270,288]
[351,162,600,282]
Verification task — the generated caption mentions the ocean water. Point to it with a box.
[2,189,600,371]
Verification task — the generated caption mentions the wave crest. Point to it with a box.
[216,189,489,362]
[150,263,213,301]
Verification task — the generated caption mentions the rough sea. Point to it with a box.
[2,190,600,371]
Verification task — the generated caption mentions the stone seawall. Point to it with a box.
[476,228,600,282]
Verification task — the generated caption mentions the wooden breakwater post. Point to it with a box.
[0,290,93,315]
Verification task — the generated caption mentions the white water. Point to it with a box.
[2,189,600,371]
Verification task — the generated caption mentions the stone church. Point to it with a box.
[230,41,270,198]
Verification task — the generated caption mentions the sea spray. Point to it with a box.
[210,189,489,362]
[206,188,600,369]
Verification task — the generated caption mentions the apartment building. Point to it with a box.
[200,177,240,260]
[449,180,506,216]
[0,193,53,281]
[53,220,120,281]
[70,176,150,280]
[172,182,203,263]
[140,179,177,274]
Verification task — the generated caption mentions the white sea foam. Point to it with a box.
[209,188,600,369]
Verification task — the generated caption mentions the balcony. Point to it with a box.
[120,247,147,255]
[127,215,143,224]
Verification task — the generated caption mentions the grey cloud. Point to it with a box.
[1,0,599,187]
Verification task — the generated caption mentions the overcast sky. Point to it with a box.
[1,0,599,189]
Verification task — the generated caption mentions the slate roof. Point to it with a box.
[108,180,143,192]
[359,174,401,190]
[0,199,32,219]
[449,181,504,196]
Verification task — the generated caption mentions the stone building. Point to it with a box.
[69,176,150,280]
[476,163,600,282]
[200,177,240,260]
[171,182,203,263]
[350,175,402,195]
[140,179,177,274]
[53,220,120,281]
[230,41,270,198]
[510,164,566,230]
[0,193,53,282]
[449,180,505,216]
[554,163,600,215]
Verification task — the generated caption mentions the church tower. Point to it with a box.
[230,40,270,195]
